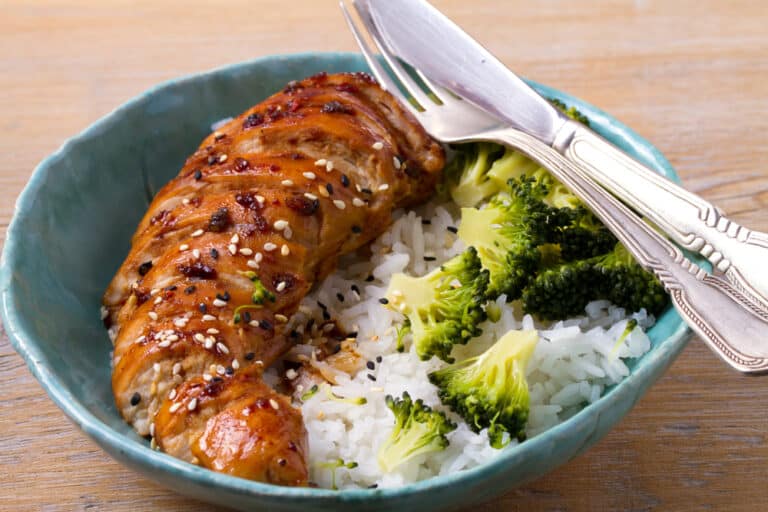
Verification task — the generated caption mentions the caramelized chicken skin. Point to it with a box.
[103,72,444,486]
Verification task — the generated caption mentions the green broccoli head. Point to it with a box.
[377,392,457,472]
[429,329,538,448]
[445,142,503,207]
[554,206,617,261]
[458,176,570,300]
[521,242,668,320]
[386,248,489,362]
[550,97,591,126]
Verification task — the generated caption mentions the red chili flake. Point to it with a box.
[271,273,297,292]
[243,113,264,129]
[177,262,217,280]
[321,101,354,115]
[286,99,302,112]
[286,195,319,216]
[235,192,262,211]
[269,164,281,173]
[253,213,270,232]
[150,210,170,225]
[208,207,231,232]
[233,157,250,173]
[134,288,150,305]
[202,379,225,398]
[335,83,359,94]
[309,71,328,82]
[283,80,302,94]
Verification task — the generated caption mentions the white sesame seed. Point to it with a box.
[247,259,259,269]
[179,244,189,251]
[254,252,263,263]
[202,373,212,382]
[219,154,228,163]
[150,288,160,296]
[194,333,206,343]
[191,229,204,237]
[372,141,384,150]
[192,249,201,260]
[318,185,330,197]
[284,226,293,239]
[206,328,219,335]
[230,234,239,244]
[393,156,402,169]
[304,192,318,200]
[263,242,277,252]
[202,314,217,321]
[174,317,188,327]
[169,388,177,400]
[355,184,362,193]
[153,362,161,373]
[255,195,265,205]
[187,397,198,411]
[182,198,191,205]
[228,244,237,255]
[325,161,334,172]
[286,368,298,380]
[274,314,288,323]
[213,131,223,139]
[281,179,294,187]
[276,281,287,292]
[135,335,146,345]
[273,220,289,231]
[281,244,290,256]
[216,342,230,354]
[154,296,163,305]
[204,338,214,349]
[239,247,253,256]
[169,402,181,413]
[150,438,158,450]
[352,197,365,207]
[333,199,346,210]
[314,158,327,167]
[172,362,182,375]
[249,320,260,327]
[216,365,226,375]
[157,339,171,348]
[232,359,240,370]
[302,171,316,180]
[100,306,108,320]
[149,423,156,437]
[370,386,385,392]
[148,311,158,321]
[212,298,227,307]
[269,399,280,410]
[378,183,390,191]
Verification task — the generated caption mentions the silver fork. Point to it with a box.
[341,0,768,373]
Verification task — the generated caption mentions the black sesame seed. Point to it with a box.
[138,261,153,276]
[368,484,378,489]
[193,169,202,180]
[366,361,375,370]
[289,329,299,339]
[367,374,377,381]
[130,392,141,406]
[185,285,197,295]
[322,310,331,321]
[325,183,334,195]
[348,331,358,339]
[225,366,234,375]
[260,319,273,330]
[351,225,362,234]
[317,301,327,310]
[424,256,437,262]
[216,292,230,302]
[212,376,223,383]
[340,174,350,187]
[243,311,252,323]
[306,318,315,331]
[421,219,431,225]
[210,248,219,260]
[278,458,287,467]
[360,188,372,195]
[365,275,375,282]
[207,155,216,165]
[447,226,458,233]
[351,284,360,294]
[245,352,255,361]
[336,293,345,303]
[378,298,389,304]
[376,356,382,363]
[164,285,177,291]
[199,303,207,313]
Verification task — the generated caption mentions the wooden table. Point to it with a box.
[2,1,767,510]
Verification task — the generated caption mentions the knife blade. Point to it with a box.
[355,0,567,145]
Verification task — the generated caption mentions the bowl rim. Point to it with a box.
[0,51,692,502]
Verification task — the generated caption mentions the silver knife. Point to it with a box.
[359,0,768,313]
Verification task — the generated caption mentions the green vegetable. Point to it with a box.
[324,385,367,405]
[611,318,639,358]
[300,384,319,401]
[377,392,456,472]
[233,272,276,324]
[429,329,538,448]
[318,458,359,490]
[386,248,489,362]
[444,142,503,207]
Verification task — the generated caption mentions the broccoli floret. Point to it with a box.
[521,242,668,320]
[550,97,591,126]
[554,206,617,261]
[429,329,538,448]
[377,392,456,472]
[386,248,489,362]
[445,142,502,207]
[233,272,276,324]
[457,176,567,300]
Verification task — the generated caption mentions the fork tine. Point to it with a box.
[413,67,463,104]
[351,0,438,111]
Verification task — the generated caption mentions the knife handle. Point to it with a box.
[555,120,768,311]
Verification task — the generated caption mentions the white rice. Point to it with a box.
[289,199,654,489]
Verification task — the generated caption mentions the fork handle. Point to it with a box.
[554,120,768,310]
[490,129,768,374]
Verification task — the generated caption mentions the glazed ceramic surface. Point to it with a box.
[0,52,690,512]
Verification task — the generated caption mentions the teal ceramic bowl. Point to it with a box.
[0,52,690,511]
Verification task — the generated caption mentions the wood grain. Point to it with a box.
[2,1,767,510]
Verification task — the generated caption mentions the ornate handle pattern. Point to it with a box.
[489,128,768,374]
[555,121,768,312]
